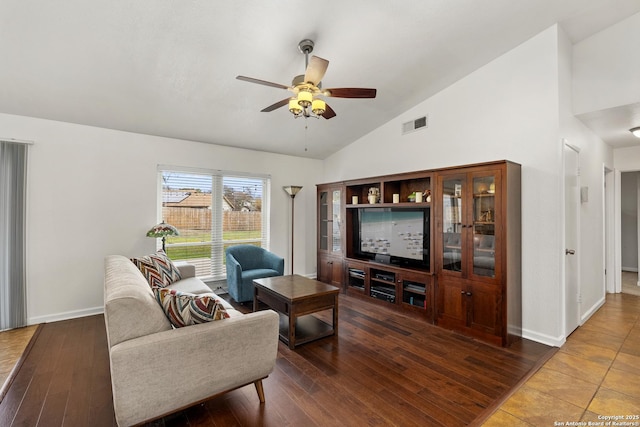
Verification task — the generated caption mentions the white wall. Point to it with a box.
[614,146,640,171]
[0,113,322,324]
[573,12,640,115]
[324,26,566,345]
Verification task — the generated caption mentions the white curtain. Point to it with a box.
[0,140,28,330]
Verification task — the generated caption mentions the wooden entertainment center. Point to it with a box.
[317,160,521,346]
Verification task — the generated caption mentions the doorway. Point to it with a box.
[620,171,640,296]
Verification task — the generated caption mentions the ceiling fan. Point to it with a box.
[236,39,376,120]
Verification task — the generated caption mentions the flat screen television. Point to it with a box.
[352,207,430,270]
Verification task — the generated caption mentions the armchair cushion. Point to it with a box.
[154,288,229,328]
[131,251,182,288]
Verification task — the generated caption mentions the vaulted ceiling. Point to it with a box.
[2,1,639,159]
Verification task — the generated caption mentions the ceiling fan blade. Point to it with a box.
[324,88,377,98]
[304,56,329,86]
[261,98,291,112]
[236,75,290,90]
[321,103,336,119]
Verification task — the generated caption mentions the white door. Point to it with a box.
[564,142,580,336]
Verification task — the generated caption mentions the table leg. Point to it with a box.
[333,295,339,336]
[253,288,258,312]
[289,312,296,350]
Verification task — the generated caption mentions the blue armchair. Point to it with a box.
[225,245,285,303]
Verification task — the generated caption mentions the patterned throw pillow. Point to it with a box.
[131,251,182,288]
[154,288,229,328]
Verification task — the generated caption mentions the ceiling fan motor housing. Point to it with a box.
[297,39,314,55]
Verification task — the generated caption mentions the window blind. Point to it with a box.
[0,140,28,330]
[159,167,270,281]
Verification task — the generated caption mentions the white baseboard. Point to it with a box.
[28,306,104,325]
[622,267,638,272]
[581,297,606,325]
[522,328,564,347]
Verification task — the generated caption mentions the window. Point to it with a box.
[158,167,270,280]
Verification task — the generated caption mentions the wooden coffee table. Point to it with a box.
[253,275,339,349]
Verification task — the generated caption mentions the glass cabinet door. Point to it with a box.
[472,175,496,278]
[319,190,329,251]
[441,176,464,272]
[331,189,342,253]
[319,187,342,255]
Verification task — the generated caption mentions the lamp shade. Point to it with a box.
[283,186,303,197]
[312,99,326,115]
[146,221,180,238]
[297,91,312,108]
[289,98,302,115]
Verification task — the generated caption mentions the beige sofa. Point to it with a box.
[104,255,279,426]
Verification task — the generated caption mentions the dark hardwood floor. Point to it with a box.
[0,294,552,426]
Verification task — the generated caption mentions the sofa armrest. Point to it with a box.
[174,261,196,279]
[109,309,279,426]
[226,252,242,282]
[264,251,285,275]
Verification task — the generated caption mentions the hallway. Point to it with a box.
[623,271,640,297]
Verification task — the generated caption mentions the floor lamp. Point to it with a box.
[283,186,302,275]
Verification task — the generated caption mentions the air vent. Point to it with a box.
[402,115,428,135]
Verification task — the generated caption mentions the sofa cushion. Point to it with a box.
[131,251,182,288]
[154,288,230,328]
[168,277,216,295]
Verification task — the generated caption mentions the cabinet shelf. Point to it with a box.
[347,202,431,208]
[404,286,426,295]
[371,277,394,285]
[347,267,365,291]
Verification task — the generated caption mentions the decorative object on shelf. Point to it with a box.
[393,194,400,204]
[352,195,358,204]
[368,187,380,204]
[424,190,432,203]
[283,185,303,274]
[488,183,495,194]
[146,221,180,252]
[480,210,493,222]
[415,192,423,203]
[455,184,462,197]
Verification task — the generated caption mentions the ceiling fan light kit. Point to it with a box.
[236,39,376,120]
[630,126,640,138]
